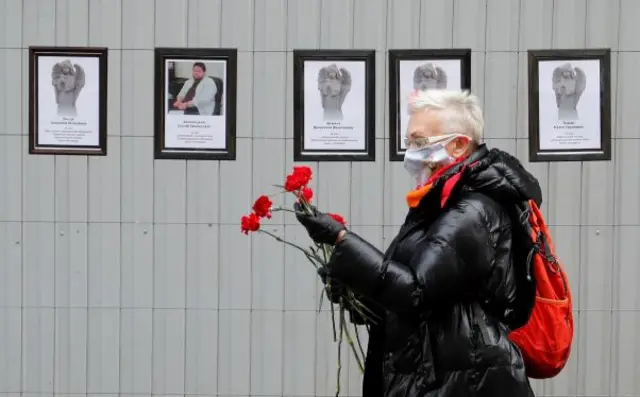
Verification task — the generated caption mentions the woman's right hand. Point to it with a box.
[294,203,346,245]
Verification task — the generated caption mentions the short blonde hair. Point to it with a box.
[407,89,484,143]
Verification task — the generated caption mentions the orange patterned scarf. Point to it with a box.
[406,156,469,208]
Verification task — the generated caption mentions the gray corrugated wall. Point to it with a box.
[0,0,638,396]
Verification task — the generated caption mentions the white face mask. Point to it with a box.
[403,135,461,186]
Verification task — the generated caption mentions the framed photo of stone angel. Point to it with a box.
[154,48,237,160]
[528,49,611,162]
[293,50,376,162]
[388,49,471,161]
[28,46,108,155]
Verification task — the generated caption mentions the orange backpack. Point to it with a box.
[507,200,574,379]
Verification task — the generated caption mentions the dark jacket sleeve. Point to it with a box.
[326,197,497,313]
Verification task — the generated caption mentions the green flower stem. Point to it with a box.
[354,323,366,365]
[258,229,324,264]
[271,207,296,214]
[340,305,365,373]
[327,282,338,342]
[336,300,345,397]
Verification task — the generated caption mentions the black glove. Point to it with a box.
[317,267,366,325]
[294,202,346,245]
[318,266,345,303]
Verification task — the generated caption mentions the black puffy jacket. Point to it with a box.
[327,145,541,397]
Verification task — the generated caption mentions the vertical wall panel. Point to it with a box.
[2,0,638,396]
[186,0,222,47]
[452,0,487,51]
[236,52,255,138]
[216,310,251,396]
[0,0,22,48]
[154,161,187,223]
[0,308,21,391]
[120,52,154,137]
[613,226,640,310]
[485,0,520,51]
[482,52,518,139]
[418,0,454,47]
[317,162,352,220]
[151,309,185,394]
[119,308,153,394]
[54,0,89,46]
[386,0,420,49]
[220,0,254,51]
[0,49,24,136]
[88,0,122,48]
[86,308,120,393]
[252,53,287,139]
[154,0,188,47]
[22,308,54,393]
[618,0,640,51]
[22,0,56,46]
[0,223,22,307]
[253,0,287,52]
[54,308,87,394]
[184,309,218,395]
[287,1,321,49]
[121,0,155,49]
[153,224,186,308]
[518,0,554,50]
[552,0,587,48]
[585,0,620,49]
[185,224,219,309]
[0,136,22,222]
[250,310,283,395]
[88,137,122,222]
[54,223,88,308]
[186,162,220,224]
[350,142,385,226]
[354,0,388,50]
[54,157,88,222]
[88,223,121,307]
[320,0,355,49]
[120,224,154,308]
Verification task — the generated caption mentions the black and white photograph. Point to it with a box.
[293,50,375,162]
[154,48,237,160]
[528,49,611,162]
[388,49,471,161]
[28,46,108,155]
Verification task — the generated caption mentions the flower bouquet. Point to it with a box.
[241,165,379,396]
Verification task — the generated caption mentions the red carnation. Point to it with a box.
[328,213,347,226]
[252,195,273,219]
[284,173,304,192]
[298,187,313,203]
[293,166,312,185]
[240,213,261,235]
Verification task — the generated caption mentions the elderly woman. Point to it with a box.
[295,90,541,397]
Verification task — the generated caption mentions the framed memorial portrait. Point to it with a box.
[293,50,376,162]
[154,48,237,160]
[28,46,108,155]
[528,49,611,162]
[388,49,471,161]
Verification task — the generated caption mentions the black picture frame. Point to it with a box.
[388,49,471,161]
[154,48,237,160]
[527,49,611,162]
[293,50,376,162]
[28,46,108,156]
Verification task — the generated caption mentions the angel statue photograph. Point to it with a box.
[317,64,351,121]
[29,47,108,155]
[413,63,448,90]
[51,59,86,117]
[552,63,586,121]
